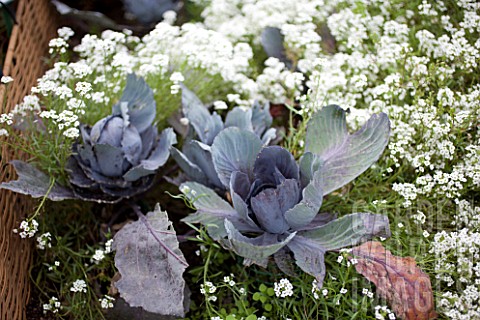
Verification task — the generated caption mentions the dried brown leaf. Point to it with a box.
[351,241,437,320]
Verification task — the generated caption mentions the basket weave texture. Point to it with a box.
[0,0,59,319]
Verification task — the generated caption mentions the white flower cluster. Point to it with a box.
[13,219,39,238]
[38,109,80,139]
[311,279,327,299]
[362,288,374,299]
[274,278,293,298]
[223,274,236,287]
[169,72,184,95]
[43,296,61,314]
[255,58,305,103]
[200,281,217,295]
[70,279,87,293]
[91,239,114,264]
[374,305,396,320]
[430,223,480,319]
[99,295,115,309]
[1,76,13,84]
[36,232,52,250]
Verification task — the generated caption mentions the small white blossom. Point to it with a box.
[17,219,39,238]
[163,10,177,25]
[70,279,87,293]
[36,232,52,250]
[58,27,74,40]
[99,295,115,309]
[1,76,13,84]
[274,278,294,298]
[201,281,217,295]
[75,82,92,96]
[213,100,228,110]
[43,296,61,314]
[92,249,105,264]
[105,239,113,253]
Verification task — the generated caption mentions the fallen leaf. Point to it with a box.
[113,204,189,317]
[351,241,437,320]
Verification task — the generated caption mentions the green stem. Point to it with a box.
[28,177,55,222]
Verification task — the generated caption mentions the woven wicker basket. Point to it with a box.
[0,0,59,319]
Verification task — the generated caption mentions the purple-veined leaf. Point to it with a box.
[113,204,189,317]
[112,74,156,134]
[287,235,327,288]
[0,160,75,201]
[211,128,262,188]
[123,128,177,181]
[251,101,273,137]
[183,140,223,189]
[284,170,323,230]
[305,105,390,195]
[225,107,254,132]
[170,147,209,185]
[261,128,277,145]
[299,212,390,251]
[180,182,259,239]
[297,212,338,231]
[223,219,296,268]
[298,151,323,188]
[181,85,223,145]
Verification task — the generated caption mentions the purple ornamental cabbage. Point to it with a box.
[0,74,176,203]
[170,86,276,191]
[180,105,391,287]
[67,74,177,203]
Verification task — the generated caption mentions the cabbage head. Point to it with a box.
[180,105,391,287]
[67,74,176,203]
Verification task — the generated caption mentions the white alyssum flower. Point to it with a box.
[169,72,184,95]
[75,81,92,96]
[57,27,74,40]
[43,296,61,314]
[36,232,52,250]
[1,76,13,84]
[70,279,87,293]
[274,278,294,298]
[179,117,190,126]
[105,239,113,253]
[213,100,228,110]
[223,274,236,286]
[200,281,217,295]
[92,249,105,264]
[14,219,39,238]
[375,305,395,320]
[163,10,177,25]
[48,37,68,54]
[311,280,324,299]
[99,295,115,309]
[0,128,9,137]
